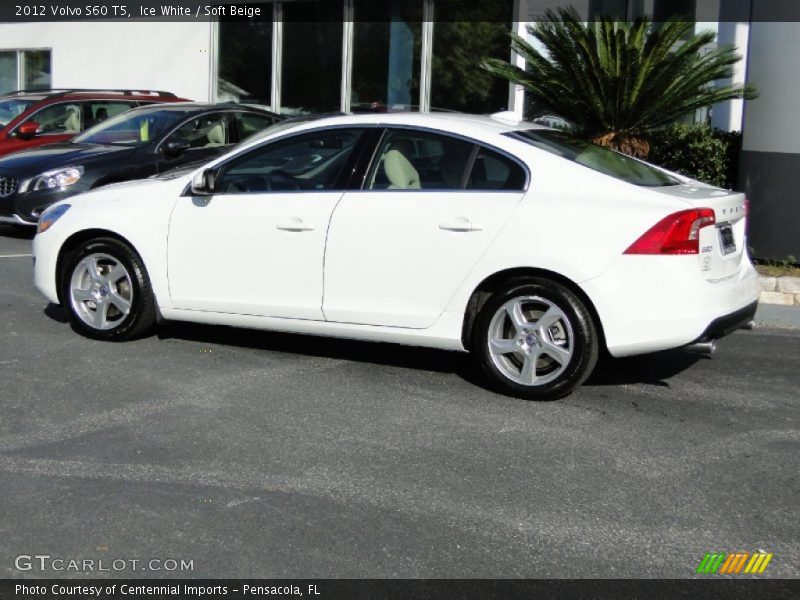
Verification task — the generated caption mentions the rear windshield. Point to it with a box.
[508,129,679,187]
[0,98,35,127]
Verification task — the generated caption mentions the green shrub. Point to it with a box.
[647,123,742,189]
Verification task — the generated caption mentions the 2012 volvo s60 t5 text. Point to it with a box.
[31,113,760,399]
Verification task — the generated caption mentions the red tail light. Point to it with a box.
[624,208,716,255]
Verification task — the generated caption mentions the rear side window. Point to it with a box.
[368,130,473,190]
[467,147,526,191]
[367,129,527,192]
[84,101,135,129]
[509,129,679,187]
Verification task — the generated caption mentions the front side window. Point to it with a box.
[510,129,679,187]
[368,130,474,190]
[28,102,82,135]
[216,128,364,193]
[165,113,233,149]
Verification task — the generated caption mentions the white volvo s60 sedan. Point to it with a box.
[31,113,760,399]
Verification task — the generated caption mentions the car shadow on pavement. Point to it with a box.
[0,224,35,239]
[157,320,472,375]
[584,351,703,388]
[42,304,703,393]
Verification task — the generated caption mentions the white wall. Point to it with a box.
[0,21,214,102]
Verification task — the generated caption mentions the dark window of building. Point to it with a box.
[430,0,514,114]
[281,1,343,114]
[654,0,696,21]
[352,0,423,111]
[590,0,628,20]
[217,12,272,105]
[0,51,17,95]
[23,50,50,90]
[0,49,51,94]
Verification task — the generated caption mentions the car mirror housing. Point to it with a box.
[164,139,191,157]
[191,168,218,195]
[16,122,40,140]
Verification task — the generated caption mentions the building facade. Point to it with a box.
[0,0,797,260]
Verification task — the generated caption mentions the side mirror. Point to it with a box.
[16,122,40,140]
[164,139,190,157]
[191,168,218,195]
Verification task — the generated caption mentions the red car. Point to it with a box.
[0,89,189,158]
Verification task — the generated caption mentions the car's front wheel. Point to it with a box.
[472,278,599,400]
[61,237,156,341]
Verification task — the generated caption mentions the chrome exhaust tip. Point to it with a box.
[741,320,755,331]
[683,340,717,356]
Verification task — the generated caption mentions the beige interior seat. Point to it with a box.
[64,108,80,133]
[383,149,421,189]
[205,123,226,147]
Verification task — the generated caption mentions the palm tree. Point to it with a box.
[481,8,757,157]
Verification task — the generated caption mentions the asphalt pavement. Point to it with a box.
[0,224,798,578]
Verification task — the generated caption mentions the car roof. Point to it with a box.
[122,102,279,116]
[242,112,548,147]
[0,89,180,100]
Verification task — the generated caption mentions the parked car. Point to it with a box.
[0,103,281,225]
[0,89,188,158]
[31,113,759,399]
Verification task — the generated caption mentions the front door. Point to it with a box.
[168,127,368,319]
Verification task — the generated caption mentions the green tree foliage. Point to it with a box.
[648,123,743,189]
[481,8,757,157]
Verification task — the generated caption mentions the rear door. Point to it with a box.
[322,128,527,328]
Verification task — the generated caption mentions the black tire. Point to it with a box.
[471,278,599,400]
[60,237,157,341]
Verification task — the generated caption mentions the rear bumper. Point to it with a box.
[691,301,758,343]
[581,253,760,357]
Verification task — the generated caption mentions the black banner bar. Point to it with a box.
[1,0,800,23]
[1,580,799,600]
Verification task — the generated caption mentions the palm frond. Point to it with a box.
[481,8,757,149]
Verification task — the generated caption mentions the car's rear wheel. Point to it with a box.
[472,278,599,400]
[61,237,156,341]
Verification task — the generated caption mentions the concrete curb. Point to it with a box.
[758,275,800,306]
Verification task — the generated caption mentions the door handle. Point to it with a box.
[439,217,482,232]
[276,218,315,232]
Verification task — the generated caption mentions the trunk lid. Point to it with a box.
[657,184,747,281]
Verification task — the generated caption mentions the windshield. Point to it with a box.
[0,98,35,127]
[509,129,680,187]
[74,108,188,145]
